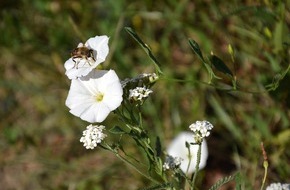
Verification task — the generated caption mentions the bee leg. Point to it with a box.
[72,58,79,69]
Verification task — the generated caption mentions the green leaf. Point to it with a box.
[208,174,237,190]
[109,126,127,134]
[210,55,233,76]
[266,64,290,91]
[188,38,206,63]
[155,136,162,157]
[124,27,162,75]
[235,172,242,190]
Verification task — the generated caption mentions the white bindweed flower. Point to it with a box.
[65,69,123,123]
[80,124,107,149]
[166,132,208,174]
[65,35,109,79]
[266,183,290,190]
[163,155,183,170]
[189,120,214,143]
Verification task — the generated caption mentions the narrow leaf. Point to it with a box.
[235,172,242,190]
[109,126,126,134]
[208,174,236,190]
[124,27,162,74]
[210,55,233,76]
[155,136,162,157]
[188,39,206,63]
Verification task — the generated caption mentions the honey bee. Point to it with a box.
[71,43,95,69]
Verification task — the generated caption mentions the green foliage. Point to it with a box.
[208,173,240,190]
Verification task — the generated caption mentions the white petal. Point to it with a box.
[166,132,208,174]
[85,35,109,61]
[78,102,111,123]
[65,69,123,123]
[64,58,75,70]
[64,58,95,79]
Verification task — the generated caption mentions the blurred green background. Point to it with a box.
[0,0,289,189]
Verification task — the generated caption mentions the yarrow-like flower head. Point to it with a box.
[163,155,183,170]
[80,124,107,149]
[266,183,290,190]
[129,86,153,104]
[65,69,123,123]
[189,120,214,143]
[65,35,109,79]
[166,132,208,174]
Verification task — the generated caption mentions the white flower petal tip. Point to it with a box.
[64,35,109,79]
[65,69,123,123]
[166,132,208,174]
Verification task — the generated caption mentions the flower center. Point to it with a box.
[95,92,104,102]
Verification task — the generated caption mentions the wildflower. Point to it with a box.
[80,124,107,149]
[65,35,109,79]
[129,86,153,104]
[65,69,123,123]
[266,183,290,190]
[166,132,208,174]
[189,120,214,143]
[163,155,183,170]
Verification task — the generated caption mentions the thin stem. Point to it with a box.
[101,143,159,184]
[191,144,201,189]
[260,142,269,190]
[115,153,160,184]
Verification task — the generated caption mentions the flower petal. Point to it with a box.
[86,35,109,61]
[65,69,123,123]
[166,132,208,174]
[64,58,96,79]
[64,35,109,80]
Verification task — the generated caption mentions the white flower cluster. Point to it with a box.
[64,35,124,149]
[266,183,290,190]
[129,86,153,103]
[80,124,107,149]
[163,155,183,170]
[189,120,214,143]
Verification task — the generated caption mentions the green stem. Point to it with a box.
[191,144,201,189]
[101,143,159,184]
[260,160,268,190]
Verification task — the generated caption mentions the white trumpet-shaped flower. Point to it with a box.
[166,132,208,174]
[65,35,109,79]
[65,69,123,123]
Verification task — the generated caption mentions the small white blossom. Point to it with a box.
[80,124,107,149]
[266,183,290,190]
[189,120,214,143]
[166,132,208,174]
[65,69,123,123]
[129,86,153,102]
[163,155,183,170]
[65,35,109,79]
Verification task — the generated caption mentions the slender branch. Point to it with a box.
[191,144,201,189]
